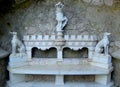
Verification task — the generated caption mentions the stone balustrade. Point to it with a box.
[23,34,97,41]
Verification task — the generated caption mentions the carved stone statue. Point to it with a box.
[10,31,25,56]
[55,2,68,32]
[95,32,111,55]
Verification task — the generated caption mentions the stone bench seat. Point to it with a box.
[8,64,113,75]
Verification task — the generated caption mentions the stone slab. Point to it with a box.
[7,81,114,87]
[8,64,112,75]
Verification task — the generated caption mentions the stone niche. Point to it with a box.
[64,75,95,82]
[7,1,114,87]
[24,75,95,83]
[32,47,57,58]
[63,47,88,58]
[7,32,114,87]
[31,47,88,58]
[25,75,55,82]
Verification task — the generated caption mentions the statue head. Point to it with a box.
[55,2,64,9]
[10,31,17,35]
[104,32,111,36]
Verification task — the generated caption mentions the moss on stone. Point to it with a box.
[0,29,4,36]
[11,0,33,11]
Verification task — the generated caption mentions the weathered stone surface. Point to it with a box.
[114,41,120,48]
[0,48,9,59]
[0,0,119,86]
[111,41,120,59]
[112,49,120,59]
[15,0,26,4]
[83,0,91,3]
[92,0,104,6]
[0,48,9,87]
[104,0,114,6]
[113,59,120,87]
[82,0,113,6]
[64,75,94,82]
[0,58,8,87]
[0,0,120,52]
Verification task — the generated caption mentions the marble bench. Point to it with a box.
[8,64,113,75]
[8,57,113,87]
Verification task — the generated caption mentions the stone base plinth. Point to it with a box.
[7,81,114,87]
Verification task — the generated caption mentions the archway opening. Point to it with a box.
[32,47,57,58]
[63,47,88,58]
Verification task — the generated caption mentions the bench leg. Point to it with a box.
[55,75,64,85]
[9,73,26,84]
[95,74,111,85]
[57,51,63,61]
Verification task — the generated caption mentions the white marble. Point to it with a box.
[8,2,113,87]
[7,81,114,87]
[10,31,26,57]
[55,75,64,85]
[95,32,111,55]
[8,30,113,86]
[9,54,28,68]
[55,2,68,32]
[95,74,111,85]
[23,34,97,61]
[8,64,113,75]
[8,33,113,87]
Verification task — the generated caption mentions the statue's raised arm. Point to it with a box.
[55,2,68,32]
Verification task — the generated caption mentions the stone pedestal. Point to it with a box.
[55,75,64,85]
[95,74,111,85]
[91,52,112,69]
[26,49,32,61]
[90,52,113,87]
[57,50,63,61]
[9,54,28,68]
[55,30,65,61]
[9,73,25,85]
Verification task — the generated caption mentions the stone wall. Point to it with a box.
[0,49,9,87]
[0,57,8,87]
[0,0,120,86]
[113,58,120,87]
[0,0,120,51]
